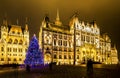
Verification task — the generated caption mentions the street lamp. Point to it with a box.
[73,22,76,65]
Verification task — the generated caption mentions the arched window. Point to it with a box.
[8,58,11,61]
[14,39,18,44]
[19,58,22,61]
[54,55,57,59]
[17,32,20,34]
[12,31,15,34]
[19,40,23,45]
[14,58,17,61]
[59,55,62,59]
[8,38,12,44]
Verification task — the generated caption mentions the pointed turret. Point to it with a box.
[56,9,60,21]
[93,20,97,28]
[86,22,90,26]
[69,13,79,27]
[25,17,28,31]
[114,44,116,49]
[81,21,85,26]
[16,18,19,25]
[3,13,8,26]
[55,9,62,26]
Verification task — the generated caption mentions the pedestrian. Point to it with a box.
[86,59,93,78]
[49,62,52,70]
[87,59,93,73]
[26,64,30,72]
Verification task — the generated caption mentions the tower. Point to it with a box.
[1,14,8,40]
[55,9,62,26]
[24,17,29,45]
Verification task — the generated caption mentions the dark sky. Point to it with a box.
[0,0,120,58]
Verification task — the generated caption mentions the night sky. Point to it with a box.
[0,0,120,59]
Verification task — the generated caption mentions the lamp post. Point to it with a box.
[73,23,76,65]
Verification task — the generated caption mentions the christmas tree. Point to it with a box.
[24,34,44,65]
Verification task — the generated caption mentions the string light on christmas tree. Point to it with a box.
[24,34,44,65]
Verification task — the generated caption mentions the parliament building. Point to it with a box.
[0,18,29,65]
[39,10,118,65]
[0,10,118,65]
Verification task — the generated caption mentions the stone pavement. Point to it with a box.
[0,64,120,78]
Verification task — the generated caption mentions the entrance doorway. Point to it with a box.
[44,53,52,64]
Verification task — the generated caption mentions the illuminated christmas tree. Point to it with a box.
[24,34,44,65]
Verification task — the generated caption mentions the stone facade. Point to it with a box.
[0,18,29,65]
[39,10,118,65]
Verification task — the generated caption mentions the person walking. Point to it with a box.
[86,59,93,78]
[49,62,52,70]
[26,64,30,72]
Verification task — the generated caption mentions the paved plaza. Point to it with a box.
[0,64,120,78]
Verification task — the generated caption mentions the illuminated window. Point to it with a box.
[16,48,17,52]
[68,48,72,52]
[69,41,71,47]
[54,55,57,59]
[8,39,12,44]
[19,48,21,52]
[77,49,79,52]
[63,41,67,46]
[14,58,17,61]
[96,56,98,60]
[91,37,94,43]
[17,32,20,34]
[59,55,62,59]
[13,48,15,52]
[82,26,84,29]
[19,40,23,45]
[108,54,110,57]
[54,39,56,46]
[83,51,85,55]
[59,47,62,51]
[21,49,23,52]
[64,55,67,59]
[53,46,57,51]
[19,58,22,61]
[1,58,4,61]
[69,55,71,59]
[59,34,62,39]
[12,31,15,34]
[1,47,4,51]
[14,39,18,44]
[58,40,62,46]
[46,47,49,51]
[64,47,67,51]
[10,48,11,52]
[25,41,27,45]
[86,36,90,42]
[81,35,85,41]
[25,49,27,52]
[53,34,57,39]
[8,58,11,61]
[7,48,9,52]
[77,55,79,59]
[76,40,81,46]
[64,35,67,39]
[82,57,85,62]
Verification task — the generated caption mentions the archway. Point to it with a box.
[44,53,52,64]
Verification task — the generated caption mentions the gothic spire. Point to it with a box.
[16,18,19,25]
[3,13,8,26]
[56,9,60,21]
[55,9,62,26]
[25,17,28,31]
[114,44,116,49]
